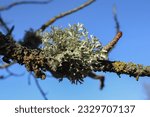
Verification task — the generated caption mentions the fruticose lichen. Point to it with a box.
[40,23,108,83]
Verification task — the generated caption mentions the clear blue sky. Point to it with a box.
[0,0,150,100]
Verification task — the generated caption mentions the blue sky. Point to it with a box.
[0,0,150,100]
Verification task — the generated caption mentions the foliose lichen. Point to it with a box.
[40,23,107,83]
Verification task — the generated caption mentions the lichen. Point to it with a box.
[40,23,108,83]
[113,61,126,73]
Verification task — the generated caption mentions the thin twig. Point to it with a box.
[88,72,105,90]
[33,76,48,100]
[0,62,15,69]
[0,0,53,11]
[113,4,120,33]
[0,15,10,33]
[0,61,24,79]
[6,25,15,36]
[143,83,150,100]
[28,72,32,85]
[0,75,4,79]
[6,67,25,76]
[0,74,11,80]
[28,72,48,99]
[102,31,122,53]
[38,0,96,32]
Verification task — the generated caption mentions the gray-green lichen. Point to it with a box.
[40,23,108,83]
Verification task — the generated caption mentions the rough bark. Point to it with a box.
[0,32,149,82]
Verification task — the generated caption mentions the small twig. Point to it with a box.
[102,5,122,55]
[31,72,48,100]
[31,73,48,100]
[34,78,48,100]
[143,83,150,100]
[0,61,24,79]
[88,72,105,90]
[102,31,122,53]
[0,15,10,33]
[28,72,32,85]
[0,0,53,11]
[30,72,48,100]
[0,74,14,80]
[0,62,15,69]
[38,0,95,32]
[6,67,25,76]
[6,25,14,36]
[0,75,4,79]
[113,4,120,33]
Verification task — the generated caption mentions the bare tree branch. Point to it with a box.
[38,0,96,32]
[0,32,150,82]
[0,0,53,11]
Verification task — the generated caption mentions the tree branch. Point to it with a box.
[93,60,150,80]
[0,32,149,82]
[38,0,95,32]
[0,0,53,11]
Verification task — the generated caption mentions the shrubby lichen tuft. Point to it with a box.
[40,23,107,84]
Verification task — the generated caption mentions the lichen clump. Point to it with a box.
[41,23,107,83]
